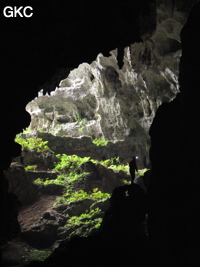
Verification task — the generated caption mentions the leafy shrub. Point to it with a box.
[90,187,110,201]
[108,164,129,173]
[34,177,63,185]
[92,138,109,146]
[54,154,90,173]
[53,154,91,184]
[99,156,120,167]
[98,157,148,176]
[67,208,102,228]
[34,172,89,186]
[55,188,110,205]
[91,157,129,173]
[15,134,51,153]
[25,165,38,171]
[136,168,148,176]
[35,155,92,186]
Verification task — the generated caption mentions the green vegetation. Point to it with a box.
[54,188,110,206]
[108,163,129,173]
[25,165,38,171]
[14,130,150,241]
[123,179,131,185]
[15,134,51,153]
[78,118,87,131]
[53,154,130,184]
[22,127,34,134]
[76,114,87,132]
[136,168,148,176]
[34,154,92,186]
[34,172,89,186]
[34,154,148,187]
[98,157,120,167]
[92,156,129,174]
[92,138,109,146]
[54,154,90,173]
[67,208,102,230]
[22,249,52,262]
[52,154,91,184]
[94,113,99,120]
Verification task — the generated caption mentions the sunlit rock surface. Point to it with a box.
[25,3,189,167]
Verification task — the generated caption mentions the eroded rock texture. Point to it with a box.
[1,0,200,266]
[1,0,157,252]
[26,2,200,266]
[25,2,192,168]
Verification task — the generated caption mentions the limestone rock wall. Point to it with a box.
[25,2,191,167]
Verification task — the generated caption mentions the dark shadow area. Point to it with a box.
[1,0,200,266]
[0,1,156,264]
[148,1,200,265]
[27,184,149,267]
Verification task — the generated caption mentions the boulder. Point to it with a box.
[5,163,38,205]
[38,184,65,196]
[71,163,124,193]
[21,222,59,248]
[64,199,95,217]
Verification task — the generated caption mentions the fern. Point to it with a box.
[15,134,51,153]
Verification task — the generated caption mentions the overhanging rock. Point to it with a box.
[25,3,189,167]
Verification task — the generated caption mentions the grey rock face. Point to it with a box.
[25,3,189,167]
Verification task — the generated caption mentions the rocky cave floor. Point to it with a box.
[2,158,148,267]
[2,195,59,267]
